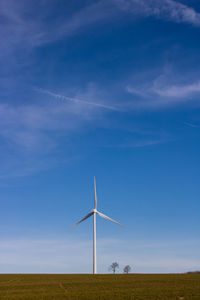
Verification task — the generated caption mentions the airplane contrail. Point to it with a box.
[35,88,120,111]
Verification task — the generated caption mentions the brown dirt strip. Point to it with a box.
[0,279,20,285]
[58,282,68,294]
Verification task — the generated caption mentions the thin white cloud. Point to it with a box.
[53,1,117,42]
[0,82,119,178]
[126,66,200,109]
[153,80,200,98]
[0,0,199,178]
[114,0,200,26]
[104,137,172,148]
[0,103,71,150]
[127,80,200,102]
[119,139,171,147]
[183,122,200,128]
[0,237,199,273]
[0,0,200,61]
[0,83,115,153]
[0,0,116,58]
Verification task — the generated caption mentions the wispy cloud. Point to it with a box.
[0,237,199,273]
[118,138,172,148]
[153,80,200,98]
[52,1,118,42]
[0,83,116,152]
[0,103,60,178]
[114,0,200,26]
[127,80,200,105]
[126,66,200,110]
[104,136,172,148]
[1,0,200,61]
[0,81,122,178]
[183,122,200,128]
[0,0,116,59]
[0,0,199,178]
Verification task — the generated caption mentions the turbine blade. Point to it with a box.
[70,212,93,230]
[97,211,123,227]
[94,176,97,209]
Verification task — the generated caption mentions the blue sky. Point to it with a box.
[0,0,200,273]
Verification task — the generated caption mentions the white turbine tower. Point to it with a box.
[71,176,123,274]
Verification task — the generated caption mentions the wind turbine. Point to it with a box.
[71,176,123,274]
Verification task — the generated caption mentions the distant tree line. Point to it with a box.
[109,262,131,274]
[186,271,200,274]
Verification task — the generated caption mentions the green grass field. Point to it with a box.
[0,274,199,300]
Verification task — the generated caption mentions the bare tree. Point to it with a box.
[109,262,119,274]
[123,265,131,274]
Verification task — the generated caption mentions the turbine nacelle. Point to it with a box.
[91,208,97,213]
